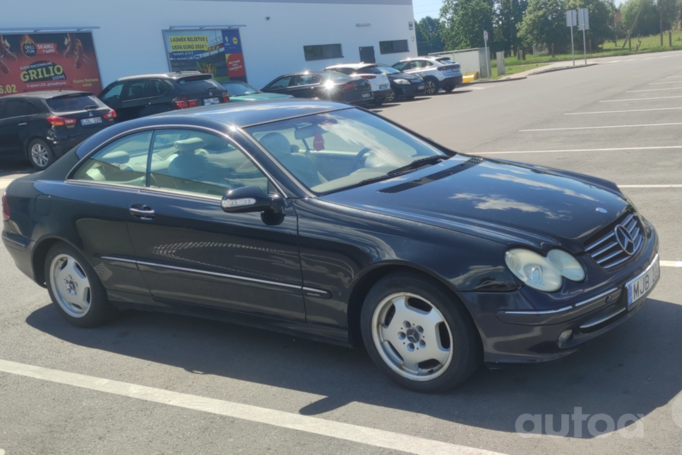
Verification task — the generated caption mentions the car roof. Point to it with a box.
[0,90,92,100]
[277,70,341,77]
[116,71,208,81]
[326,62,377,70]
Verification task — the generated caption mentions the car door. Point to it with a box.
[125,128,306,321]
[138,79,172,117]
[64,131,155,300]
[119,79,151,121]
[98,81,125,118]
[289,75,321,99]
[0,98,34,157]
[262,76,293,95]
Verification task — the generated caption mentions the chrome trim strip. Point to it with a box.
[592,241,618,257]
[625,253,659,289]
[573,287,619,307]
[1,233,27,247]
[501,287,619,315]
[580,307,626,329]
[585,232,613,252]
[604,255,630,269]
[597,249,623,264]
[100,256,329,294]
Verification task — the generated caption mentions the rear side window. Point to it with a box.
[3,99,39,117]
[72,132,152,186]
[46,95,102,113]
[123,80,148,101]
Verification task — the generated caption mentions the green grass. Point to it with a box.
[491,30,682,69]
[491,63,549,79]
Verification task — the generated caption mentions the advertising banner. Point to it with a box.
[0,32,102,96]
[163,29,247,83]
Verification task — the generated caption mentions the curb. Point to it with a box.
[528,62,598,76]
[467,76,528,84]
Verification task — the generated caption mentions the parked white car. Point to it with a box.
[325,62,393,105]
[392,56,463,95]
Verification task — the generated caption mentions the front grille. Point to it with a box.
[585,213,644,269]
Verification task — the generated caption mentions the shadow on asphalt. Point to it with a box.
[0,160,33,179]
[25,297,682,438]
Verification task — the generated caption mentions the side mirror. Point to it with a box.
[221,186,283,214]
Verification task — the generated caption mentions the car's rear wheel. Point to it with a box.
[384,90,396,103]
[361,272,481,392]
[423,78,439,95]
[28,139,54,169]
[45,243,118,328]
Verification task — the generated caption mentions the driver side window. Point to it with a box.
[149,129,269,197]
[99,82,124,104]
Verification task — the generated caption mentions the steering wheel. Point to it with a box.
[351,147,373,171]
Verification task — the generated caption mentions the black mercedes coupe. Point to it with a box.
[1,100,660,392]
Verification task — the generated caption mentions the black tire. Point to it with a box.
[27,138,55,169]
[423,77,440,95]
[443,85,455,93]
[384,90,396,103]
[45,242,118,328]
[361,272,481,393]
[372,97,385,106]
[404,95,416,101]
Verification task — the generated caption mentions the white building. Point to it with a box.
[2,0,417,94]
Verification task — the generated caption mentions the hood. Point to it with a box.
[322,156,630,253]
[231,92,294,102]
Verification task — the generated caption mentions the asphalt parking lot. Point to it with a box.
[1,51,682,455]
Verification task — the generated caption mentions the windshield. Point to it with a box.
[377,65,401,75]
[246,109,447,194]
[223,82,259,96]
[46,95,103,113]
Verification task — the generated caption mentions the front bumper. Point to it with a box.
[372,88,394,100]
[393,83,426,98]
[462,224,659,365]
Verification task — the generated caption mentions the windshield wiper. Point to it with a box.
[84,105,100,110]
[387,155,446,177]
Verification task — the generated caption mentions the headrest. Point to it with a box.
[174,137,205,153]
[102,151,130,165]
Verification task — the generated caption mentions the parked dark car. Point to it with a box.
[221,81,293,102]
[2,100,659,393]
[0,91,116,169]
[98,72,230,123]
[261,71,372,104]
[372,64,426,102]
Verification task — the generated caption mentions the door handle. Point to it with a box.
[130,205,155,220]
[18,122,27,126]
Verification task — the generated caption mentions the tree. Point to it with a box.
[416,16,445,55]
[622,0,659,36]
[440,0,495,50]
[517,0,569,51]
[495,0,527,54]
[565,0,615,45]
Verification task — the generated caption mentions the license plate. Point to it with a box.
[361,93,371,99]
[379,84,389,90]
[80,117,102,126]
[203,97,220,105]
[626,254,660,307]
[418,85,425,90]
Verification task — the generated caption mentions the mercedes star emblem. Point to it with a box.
[614,224,636,255]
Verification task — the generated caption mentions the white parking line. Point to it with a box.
[476,145,682,155]
[661,261,682,267]
[665,76,682,78]
[627,87,682,92]
[649,81,682,85]
[520,123,682,132]
[0,358,505,455]
[566,106,682,115]
[601,95,682,102]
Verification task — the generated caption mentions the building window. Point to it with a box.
[304,44,343,61]
[379,40,409,54]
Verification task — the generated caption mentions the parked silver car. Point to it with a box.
[392,56,463,95]
[325,62,393,105]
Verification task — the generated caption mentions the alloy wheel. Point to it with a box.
[31,143,50,168]
[49,254,92,318]
[425,80,438,95]
[385,90,395,103]
[371,292,453,381]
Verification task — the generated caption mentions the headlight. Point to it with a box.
[394,78,410,85]
[505,249,585,292]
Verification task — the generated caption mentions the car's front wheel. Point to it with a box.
[384,90,396,103]
[28,139,55,169]
[45,243,118,328]
[361,272,481,392]
[423,78,439,95]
